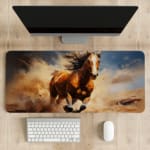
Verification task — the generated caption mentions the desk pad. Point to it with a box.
[5,51,145,113]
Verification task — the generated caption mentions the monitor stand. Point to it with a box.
[61,35,89,44]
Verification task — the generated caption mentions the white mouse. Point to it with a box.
[103,121,114,142]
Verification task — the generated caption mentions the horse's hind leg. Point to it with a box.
[64,93,73,112]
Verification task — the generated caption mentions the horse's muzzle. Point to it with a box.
[91,74,98,79]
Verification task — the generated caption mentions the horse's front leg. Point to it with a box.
[79,97,90,112]
[64,93,73,112]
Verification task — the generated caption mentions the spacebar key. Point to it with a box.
[44,139,61,142]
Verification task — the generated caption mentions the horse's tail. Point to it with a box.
[49,74,58,98]
[50,84,57,98]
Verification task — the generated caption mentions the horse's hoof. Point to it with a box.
[79,105,86,112]
[64,105,73,112]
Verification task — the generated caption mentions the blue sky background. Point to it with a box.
[99,51,145,91]
[100,51,144,71]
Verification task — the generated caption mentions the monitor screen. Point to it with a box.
[6,50,145,113]
[13,6,138,33]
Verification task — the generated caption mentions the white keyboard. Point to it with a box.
[27,118,80,142]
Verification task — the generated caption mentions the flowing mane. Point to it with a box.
[64,52,91,70]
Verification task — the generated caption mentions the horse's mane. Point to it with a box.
[64,52,91,70]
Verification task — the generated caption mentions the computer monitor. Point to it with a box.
[13,6,138,43]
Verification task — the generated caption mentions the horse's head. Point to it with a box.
[84,52,101,79]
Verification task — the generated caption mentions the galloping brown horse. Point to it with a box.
[49,52,101,112]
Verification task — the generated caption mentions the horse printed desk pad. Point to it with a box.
[5,51,145,113]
